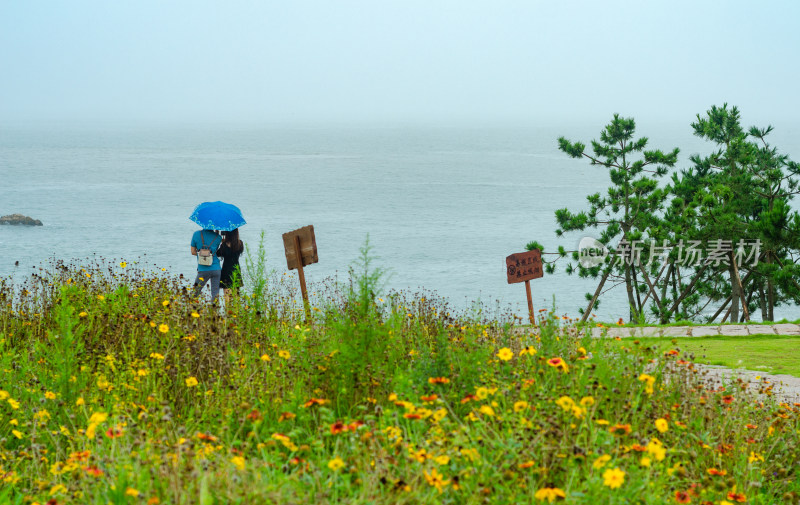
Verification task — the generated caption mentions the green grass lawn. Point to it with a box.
[628,334,800,377]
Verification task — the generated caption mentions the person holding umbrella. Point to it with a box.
[189,201,247,302]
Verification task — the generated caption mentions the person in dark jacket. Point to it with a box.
[217,227,244,305]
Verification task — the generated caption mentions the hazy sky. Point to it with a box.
[2,0,799,125]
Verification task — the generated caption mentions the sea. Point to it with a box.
[2,120,799,322]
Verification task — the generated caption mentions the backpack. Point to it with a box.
[197,231,220,267]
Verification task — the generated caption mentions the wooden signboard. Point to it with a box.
[282,225,318,320]
[283,225,318,270]
[506,249,543,325]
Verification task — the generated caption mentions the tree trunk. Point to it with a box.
[729,263,740,323]
[730,251,749,322]
[758,283,767,322]
[579,268,612,324]
[631,264,644,320]
[766,252,775,321]
[625,264,636,322]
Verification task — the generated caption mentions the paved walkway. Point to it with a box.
[590,323,800,338]
[587,323,800,403]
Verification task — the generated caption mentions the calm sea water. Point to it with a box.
[2,121,799,321]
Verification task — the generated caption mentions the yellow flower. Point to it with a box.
[85,412,108,439]
[158,323,169,333]
[655,418,668,433]
[432,408,448,422]
[191,311,200,318]
[476,387,490,400]
[126,488,140,497]
[278,350,291,360]
[580,396,595,407]
[230,456,245,471]
[496,347,513,361]
[260,354,271,361]
[45,391,57,400]
[328,457,345,471]
[593,454,611,469]
[534,487,566,502]
[49,484,68,496]
[434,455,450,465]
[423,468,450,494]
[79,311,88,318]
[638,374,656,395]
[149,353,165,360]
[11,430,23,439]
[479,405,495,417]
[514,401,529,412]
[556,396,575,411]
[602,467,625,489]
[646,439,666,461]
[119,261,127,268]
[748,451,764,463]
[76,397,85,406]
[162,299,170,307]
[640,456,651,467]
[185,377,199,388]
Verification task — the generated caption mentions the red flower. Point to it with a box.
[105,427,123,439]
[330,421,348,435]
[674,490,691,503]
[403,413,422,420]
[721,395,734,404]
[420,394,438,402]
[246,409,262,421]
[84,466,104,477]
[727,492,746,502]
[460,394,478,404]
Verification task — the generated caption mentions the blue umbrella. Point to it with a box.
[190,201,246,231]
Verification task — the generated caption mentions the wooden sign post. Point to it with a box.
[506,249,543,325]
[282,225,319,320]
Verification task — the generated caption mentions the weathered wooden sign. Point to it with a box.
[282,225,318,319]
[506,249,543,325]
[283,225,318,270]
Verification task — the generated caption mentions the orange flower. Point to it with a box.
[707,468,727,476]
[727,492,746,502]
[609,424,631,436]
[547,357,569,373]
[665,349,679,356]
[105,427,123,439]
[428,377,450,384]
[84,466,104,477]
[330,421,348,435]
[420,394,438,402]
[196,432,218,442]
[404,413,422,420]
[721,395,734,404]
[246,410,262,421]
[617,318,624,325]
[460,394,478,404]
[303,398,329,408]
[278,412,296,422]
[674,490,691,503]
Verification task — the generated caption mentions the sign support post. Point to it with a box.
[505,249,543,326]
[524,279,534,325]
[293,234,310,319]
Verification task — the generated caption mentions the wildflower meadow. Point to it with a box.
[1,247,798,504]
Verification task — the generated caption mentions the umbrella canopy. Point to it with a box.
[190,201,246,231]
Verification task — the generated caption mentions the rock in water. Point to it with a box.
[0,214,43,226]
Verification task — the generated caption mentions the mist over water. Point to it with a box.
[2,121,799,321]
